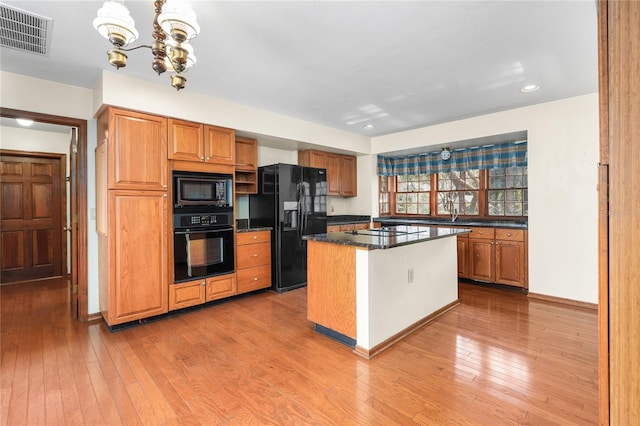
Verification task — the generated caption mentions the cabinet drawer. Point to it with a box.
[237,265,271,293]
[327,225,341,233]
[468,227,495,240]
[495,228,525,242]
[237,242,271,268]
[237,230,270,245]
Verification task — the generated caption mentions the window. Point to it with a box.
[379,176,391,215]
[436,170,480,216]
[395,174,430,214]
[379,167,528,219]
[487,166,528,216]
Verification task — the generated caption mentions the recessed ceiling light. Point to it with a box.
[520,84,540,93]
[16,118,34,126]
[362,124,376,130]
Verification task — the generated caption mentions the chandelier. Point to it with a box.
[93,0,200,91]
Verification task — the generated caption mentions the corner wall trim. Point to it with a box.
[527,292,597,310]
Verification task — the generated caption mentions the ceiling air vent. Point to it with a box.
[0,3,53,55]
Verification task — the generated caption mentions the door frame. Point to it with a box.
[0,149,67,283]
[0,107,88,320]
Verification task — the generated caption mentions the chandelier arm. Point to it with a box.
[118,45,153,52]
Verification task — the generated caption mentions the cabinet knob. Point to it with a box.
[200,156,205,160]
[253,236,257,240]
[202,282,206,286]
[163,194,167,198]
[507,233,512,237]
[205,157,210,160]
[163,184,167,189]
[252,254,258,257]
[253,277,258,281]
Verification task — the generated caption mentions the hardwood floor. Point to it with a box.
[0,279,598,425]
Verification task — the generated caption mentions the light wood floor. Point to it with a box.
[1,279,598,425]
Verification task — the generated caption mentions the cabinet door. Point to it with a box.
[308,150,327,168]
[206,274,237,301]
[169,280,205,310]
[326,153,342,195]
[469,239,495,282]
[339,155,357,197]
[495,240,526,287]
[108,108,167,190]
[235,137,257,170]
[354,222,369,231]
[168,119,204,162]
[204,125,235,165]
[109,190,168,323]
[327,225,341,233]
[457,236,469,278]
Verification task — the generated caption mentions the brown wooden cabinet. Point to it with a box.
[327,223,369,233]
[169,273,237,310]
[456,234,469,278]
[235,137,258,194]
[96,107,170,326]
[468,226,527,289]
[168,119,235,165]
[298,149,357,196]
[169,279,205,310]
[236,230,271,294]
[99,107,168,191]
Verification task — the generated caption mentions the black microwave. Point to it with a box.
[173,171,233,209]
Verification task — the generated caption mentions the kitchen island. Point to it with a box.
[304,225,469,359]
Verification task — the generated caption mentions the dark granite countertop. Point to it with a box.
[373,217,527,229]
[237,227,272,233]
[327,215,371,225]
[304,225,470,250]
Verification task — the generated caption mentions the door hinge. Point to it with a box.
[72,284,78,295]
[72,214,79,224]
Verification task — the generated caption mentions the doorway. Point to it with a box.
[0,151,66,283]
[0,108,88,320]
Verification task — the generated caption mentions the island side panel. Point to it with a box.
[307,241,357,339]
[359,236,459,350]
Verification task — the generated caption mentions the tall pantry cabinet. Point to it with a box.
[96,107,169,326]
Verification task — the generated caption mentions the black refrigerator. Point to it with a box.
[249,163,327,292]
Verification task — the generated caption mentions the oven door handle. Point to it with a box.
[174,227,233,235]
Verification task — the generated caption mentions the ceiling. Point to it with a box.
[0,1,598,140]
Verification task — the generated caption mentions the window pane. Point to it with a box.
[396,193,406,203]
[398,182,408,192]
[407,204,418,214]
[418,204,430,214]
[418,193,428,204]
[490,176,505,189]
[407,193,418,203]
[396,203,406,213]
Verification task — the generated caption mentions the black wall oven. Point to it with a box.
[172,171,235,283]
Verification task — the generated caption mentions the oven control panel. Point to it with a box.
[174,213,231,229]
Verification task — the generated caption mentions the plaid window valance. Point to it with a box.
[377,141,527,176]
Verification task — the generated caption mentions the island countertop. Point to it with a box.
[303,225,470,250]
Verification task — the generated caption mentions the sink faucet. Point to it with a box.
[451,207,458,222]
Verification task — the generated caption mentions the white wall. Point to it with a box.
[371,94,600,303]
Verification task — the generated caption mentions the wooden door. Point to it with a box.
[469,239,494,282]
[106,108,167,190]
[167,118,204,162]
[340,155,357,196]
[495,240,525,287]
[0,152,65,283]
[107,190,168,324]
[457,236,469,278]
[326,153,342,195]
[204,125,235,165]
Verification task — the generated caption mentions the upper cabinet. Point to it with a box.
[235,137,258,194]
[168,119,235,165]
[98,107,168,191]
[298,149,357,197]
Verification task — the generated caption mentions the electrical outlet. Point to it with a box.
[408,268,414,283]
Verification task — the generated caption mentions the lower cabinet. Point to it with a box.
[327,222,369,233]
[98,190,169,326]
[456,234,469,278]
[236,230,272,294]
[467,226,527,289]
[169,274,237,311]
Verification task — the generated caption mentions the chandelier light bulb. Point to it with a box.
[93,1,139,47]
[158,0,200,43]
